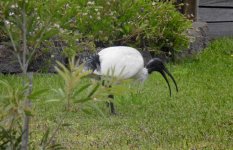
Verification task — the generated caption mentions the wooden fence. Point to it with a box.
[198,0,233,39]
[178,0,233,39]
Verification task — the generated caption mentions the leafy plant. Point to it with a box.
[53,57,95,111]
[0,0,80,148]
[1,0,191,59]
[0,79,51,149]
[0,81,25,149]
[0,80,32,128]
[73,0,192,56]
[0,125,22,149]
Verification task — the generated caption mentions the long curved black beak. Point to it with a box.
[146,58,178,96]
[159,66,178,96]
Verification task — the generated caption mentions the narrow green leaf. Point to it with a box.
[87,83,100,97]
[55,66,70,82]
[0,80,10,88]
[47,144,64,150]
[62,123,72,127]
[28,89,48,99]
[46,99,61,103]
[14,131,23,149]
[43,28,59,40]
[73,97,91,103]
[24,109,34,117]
[73,83,92,97]
[56,61,70,75]
[88,103,106,118]
[51,88,65,98]
[40,128,50,146]
[81,108,92,115]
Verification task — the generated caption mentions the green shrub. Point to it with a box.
[74,0,192,56]
[0,0,191,58]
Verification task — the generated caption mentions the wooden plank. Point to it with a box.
[199,0,233,7]
[199,7,233,22]
[176,0,198,21]
[184,0,198,21]
[208,22,233,39]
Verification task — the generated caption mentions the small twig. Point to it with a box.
[4,21,24,71]
[26,27,46,66]
[22,1,28,73]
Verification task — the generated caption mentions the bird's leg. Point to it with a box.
[102,80,117,115]
[107,94,116,115]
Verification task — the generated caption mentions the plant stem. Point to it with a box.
[4,21,24,71]
[22,0,28,73]
[21,1,31,149]
[21,72,33,150]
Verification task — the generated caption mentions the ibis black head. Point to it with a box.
[146,58,178,96]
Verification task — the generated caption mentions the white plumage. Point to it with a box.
[95,46,147,81]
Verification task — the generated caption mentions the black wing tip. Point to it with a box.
[83,54,100,72]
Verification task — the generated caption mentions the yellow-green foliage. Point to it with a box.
[54,58,92,110]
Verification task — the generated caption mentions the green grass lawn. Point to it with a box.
[1,38,233,149]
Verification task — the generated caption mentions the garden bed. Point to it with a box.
[0,21,209,73]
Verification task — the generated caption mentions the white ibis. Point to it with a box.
[84,46,178,114]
